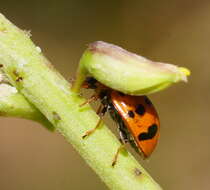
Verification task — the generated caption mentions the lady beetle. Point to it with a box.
[81,77,160,166]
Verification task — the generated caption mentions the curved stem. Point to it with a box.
[71,63,87,93]
[0,13,161,190]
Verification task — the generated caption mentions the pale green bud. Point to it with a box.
[73,41,190,95]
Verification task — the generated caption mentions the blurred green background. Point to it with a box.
[0,0,209,189]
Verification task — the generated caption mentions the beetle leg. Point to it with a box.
[80,94,99,107]
[112,143,126,167]
[112,129,128,167]
[82,104,107,139]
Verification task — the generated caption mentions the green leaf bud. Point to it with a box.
[73,41,190,95]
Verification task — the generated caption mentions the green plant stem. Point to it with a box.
[0,82,53,130]
[0,13,161,190]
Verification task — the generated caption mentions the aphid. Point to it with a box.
[81,77,160,166]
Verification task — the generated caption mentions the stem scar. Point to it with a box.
[134,168,142,176]
[13,70,23,82]
[16,76,23,82]
[52,111,61,121]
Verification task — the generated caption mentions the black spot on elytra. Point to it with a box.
[135,104,145,116]
[144,96,152,105]
[127,110,135,118]
[138,124,158,141]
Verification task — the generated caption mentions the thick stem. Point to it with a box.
[0,13,161,190]
[0,82,53,130]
